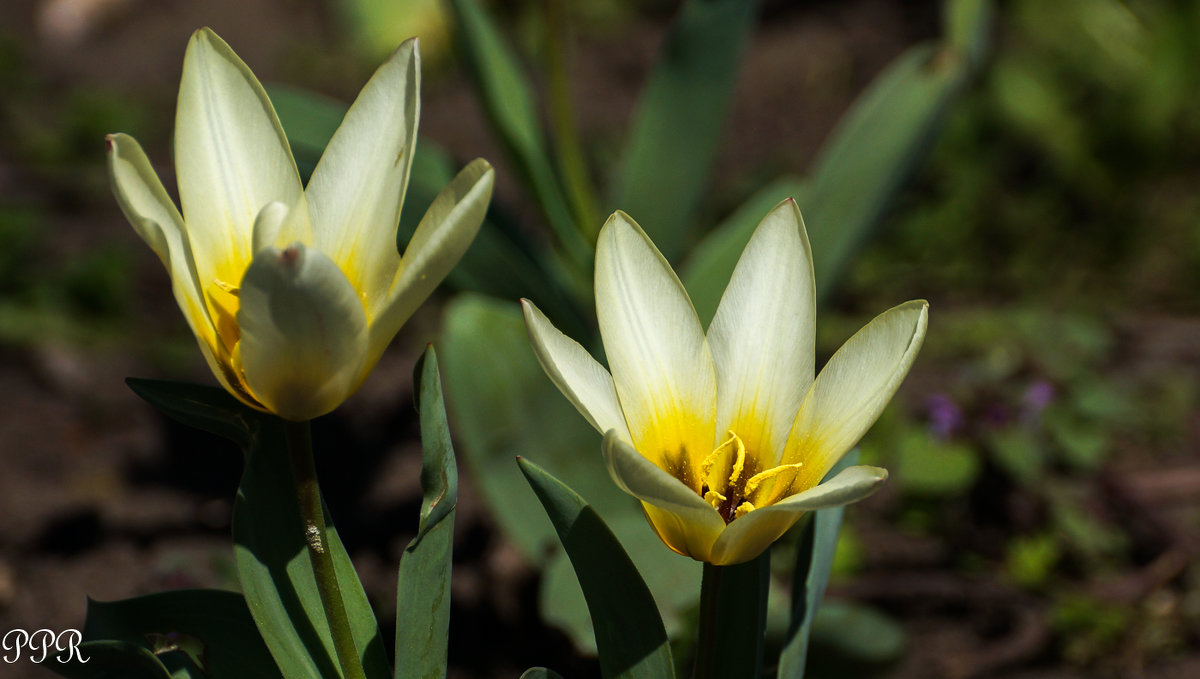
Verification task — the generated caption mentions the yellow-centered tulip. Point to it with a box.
[523,200,927,565]
[107,28,493,420]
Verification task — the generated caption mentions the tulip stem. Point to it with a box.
[693,554,771,679]
[286,420,367,679]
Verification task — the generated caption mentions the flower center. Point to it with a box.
[700,431,805,524]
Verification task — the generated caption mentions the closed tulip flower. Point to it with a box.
[523,200,927,565]
[107,28,493,420]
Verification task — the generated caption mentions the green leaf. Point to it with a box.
[446,0,591,268]
[803,39,975,295]
[945,0,994,70]
[125,378,255,448]
[441,294,701,651]
[394,347,457,679]
[520,669,566,679]
[48,640,173,679]
[682,11,986,309]
[518,457,675,679]
[777,451,860,679]
[612,0,761,262]
[53,590,283,679]
[232,418,390,679]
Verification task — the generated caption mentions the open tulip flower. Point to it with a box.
[523,200,927,565]
[107,28,493,421]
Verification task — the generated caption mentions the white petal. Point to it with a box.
[364,159,493,368]
[595,211,716,489]
[783,300,928,488]
[602,431,725,562]
[708,465,887,565]
[106,134,235,390]
[174,28,304,291]
[707,198,815,466]
[307,39,420,318]
[521,299,630,441]
[236,244,368,420]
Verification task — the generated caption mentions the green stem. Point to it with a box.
[286,420,367,679]
[694,563,723,679]
[693,555,771,679]
[543,0,601,240]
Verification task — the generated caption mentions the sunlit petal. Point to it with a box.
[307,39,419,316]
[360,160,492,376]
[236,244,368,421]
[106,133,228,384]
[602,432,724,562]
[709,465,888,565]
[783,301,928,489]
[595,212,716,490]
[174,28,303,290]
[707,198,815,465]
[522,300,630,441]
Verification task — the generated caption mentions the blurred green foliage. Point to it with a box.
[848,0,1200,311]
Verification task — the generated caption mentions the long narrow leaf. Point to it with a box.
[802,43,969,294]
[777,451,860,679]
[612,0,761,261]
[518,458,675,679]
[680,3,987,311]
[447,0,592,268]
[125,378,254,448]
[394,347,457,678]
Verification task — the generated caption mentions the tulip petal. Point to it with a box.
[307,39,420,317]
[709,465,887,565]
[174,28,304,292]
[783,300,928,489]
[602,431,725,562]
[707,198,815,466]
[365,159,493,368]
[106,133,250,402]
[236,244,368,421]
[522,300,630,441]
[595,212,716,490]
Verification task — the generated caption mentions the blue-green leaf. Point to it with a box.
[612,0,762,261]
[232,418,390,679]
[441,294,701,652]
[446,0,591,268]
[394,347,457,679]
[58,590,282,679]
[125,378,254,448]
[48,640,173,679]
[518,457,675,679]
[777,451,860,679]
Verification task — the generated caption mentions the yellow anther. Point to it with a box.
[744,462,804,505]
[704,489,726,509]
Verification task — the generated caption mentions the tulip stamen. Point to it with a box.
[700,431,760,524]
